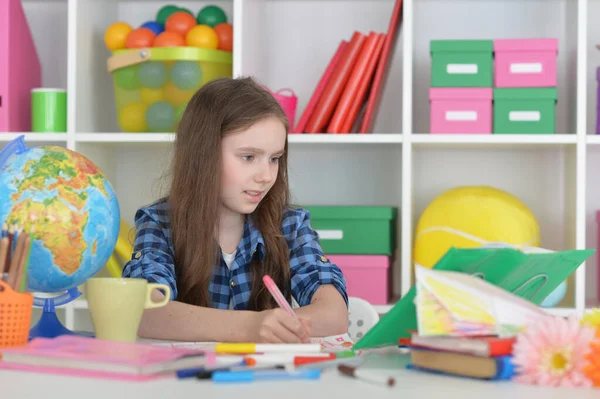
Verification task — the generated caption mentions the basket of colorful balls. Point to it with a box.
[103,4,233,133]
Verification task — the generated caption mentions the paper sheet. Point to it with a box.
[309,333,355,352]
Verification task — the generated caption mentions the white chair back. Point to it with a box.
[347,296,379,341]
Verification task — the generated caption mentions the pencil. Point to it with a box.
[14,234,31,293]
[19,233,33,292]
[3,224,13,274]
[0,237,8,282]
[7,229,25,290]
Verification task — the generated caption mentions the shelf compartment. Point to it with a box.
[412,0,578,135]
[240,0,403,134]
[411,144,579,308]
[73,0,234,133]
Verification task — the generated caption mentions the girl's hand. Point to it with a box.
[248,308,311,343]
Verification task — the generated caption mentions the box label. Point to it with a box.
[509,111,541,121]
[510,63,543,74]
[446,64,478,74]
[316,230,344,240]
[445,111,477,121]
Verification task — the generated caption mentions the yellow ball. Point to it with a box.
[199,61,231,84]
[163,82,195,107]
[140,87,164,104]
[118,102,148,132]
[104,22,133,51]
[185,25,219,49]
[413,186,540,269]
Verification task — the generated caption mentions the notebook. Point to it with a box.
[0,335,215,380]
[407,348,514,380]
[406,334,516,357]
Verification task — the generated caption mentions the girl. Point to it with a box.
[122,77,349,344]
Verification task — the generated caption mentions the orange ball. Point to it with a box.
[165,11,197,37]
[213,23,233,51]
[154,31,185,47]
[126,27,156,48]
[185,25,218,49]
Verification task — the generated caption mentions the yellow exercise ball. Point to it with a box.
[413,186,540,269]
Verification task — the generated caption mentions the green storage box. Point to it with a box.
[304,206,397,255]
[430,40,494,87]
[493,88,557,134]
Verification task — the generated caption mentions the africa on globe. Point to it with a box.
[0,137,120,294]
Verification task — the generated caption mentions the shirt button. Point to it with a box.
[320,256,328,262]
[134,251,142,259]
[230,280,235,287]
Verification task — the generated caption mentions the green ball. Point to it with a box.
[114,66,140,90]
[196,5,227,27]
[171,61,202,90]
[146,101,175,132]
[138,61,168,89]
[156,5,179,25]
[175,103,187,125]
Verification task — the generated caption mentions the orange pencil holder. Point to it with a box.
[0,279,33,349]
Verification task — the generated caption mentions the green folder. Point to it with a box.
[352,247,595,350]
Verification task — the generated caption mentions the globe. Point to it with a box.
[0,136,120,338]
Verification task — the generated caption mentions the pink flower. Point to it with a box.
[511,315,596,388]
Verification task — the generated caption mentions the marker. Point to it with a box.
[215,343,322,354]
[297,355,363,370]
[197,365,286,380]
[244,353,335,366]
[263,275,295,316]
[263,275,311,337]
[338,364,396,387]
[176,359,246,379]
[212,368,321,383]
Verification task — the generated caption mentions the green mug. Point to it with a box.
[31,88,67,132]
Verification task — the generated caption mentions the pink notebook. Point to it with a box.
[0,335,216,381]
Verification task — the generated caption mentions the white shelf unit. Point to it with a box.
[5,0,600,330]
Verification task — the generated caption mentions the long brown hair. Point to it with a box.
[168,76,291,310]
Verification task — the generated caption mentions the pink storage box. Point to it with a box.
[494,39,558,88]
[596,211,600,302]
[0,0,41,132]
[429,88,492,134]
[328,255,390,305]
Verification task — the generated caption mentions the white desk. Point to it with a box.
[0,347,597,398]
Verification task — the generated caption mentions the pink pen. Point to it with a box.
[262,275,311,338]
[262,275,295,316]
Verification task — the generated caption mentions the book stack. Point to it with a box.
[293,0,403,134]
[403,333,516,380]
[401,265,529,380]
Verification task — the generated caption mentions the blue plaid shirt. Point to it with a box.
[122,199,348,310]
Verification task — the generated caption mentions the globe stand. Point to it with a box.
[29,287,95,339]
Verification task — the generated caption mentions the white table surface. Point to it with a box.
[1,342,597,398]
